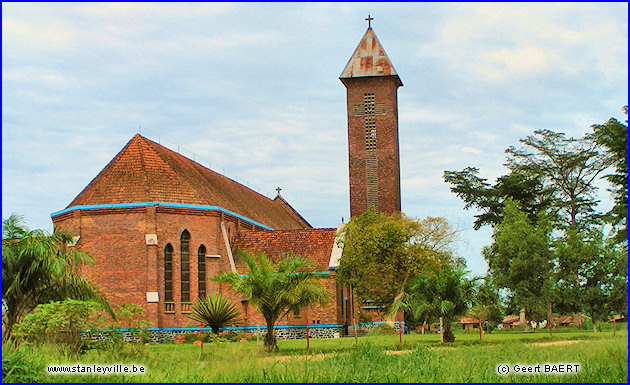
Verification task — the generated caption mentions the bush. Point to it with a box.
[12,300,99,354]
[367,323,398,336]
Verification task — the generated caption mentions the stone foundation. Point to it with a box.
[81,322,405,343]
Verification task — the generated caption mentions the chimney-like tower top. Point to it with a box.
[340,23,402,87]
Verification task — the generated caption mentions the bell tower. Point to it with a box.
[340,18,402,217]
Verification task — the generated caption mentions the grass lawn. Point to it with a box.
[3,326,627,382]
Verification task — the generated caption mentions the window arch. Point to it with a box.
[198,245,206,299]
[180,230,190,303]
[164,244,173,303]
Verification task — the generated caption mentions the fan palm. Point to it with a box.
[188,293,241,335]
[215,252,329,352]
[2,214,112,341]
[393,265,476,343]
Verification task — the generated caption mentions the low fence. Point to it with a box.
[81,321,405,343]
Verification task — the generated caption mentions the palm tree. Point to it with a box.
[188,293,241,335]
[401,265,476,343]
[2,214,112,341]
[215,252,329,352]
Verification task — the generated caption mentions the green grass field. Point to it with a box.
[3,326,627,382]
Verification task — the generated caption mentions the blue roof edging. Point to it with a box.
[84,324,345,333]
[51,202,274,230]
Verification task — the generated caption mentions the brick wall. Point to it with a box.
[342,75,402,217]
[52,207,340,329]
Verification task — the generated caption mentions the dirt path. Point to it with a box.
[269,352,339,362]
[384,350,413,355]
[530,340,583,347]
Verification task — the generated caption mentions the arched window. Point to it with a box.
[164,244,173,303]
[198,245,206,299]
[180,230,190,303]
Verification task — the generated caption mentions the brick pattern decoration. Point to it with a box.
[65,134,310,230]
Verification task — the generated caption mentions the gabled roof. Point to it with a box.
[232,228,338,271]
[340,27,402,86]
[65,134,311,230]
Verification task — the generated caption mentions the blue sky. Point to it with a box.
[2,3,628,275]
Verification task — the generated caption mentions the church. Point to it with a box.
[52,21,403,339]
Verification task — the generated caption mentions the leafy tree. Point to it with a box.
[444,168,554,230]
[335,208,453,315]
[591,106,628,243]
[469,276,504,331]
[188,293,241,335]
[483,200,554,327]
[2,214,112,341]
[402,265,476,343]
[215,252,328,352]
[506,129,611,230]
[556,228,628,331]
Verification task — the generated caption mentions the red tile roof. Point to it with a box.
[502,315,520,324]
[67,134,311,230]
[459,317,481,324]
[232,228,338,271]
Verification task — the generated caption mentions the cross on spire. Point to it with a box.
[365,14,373,28]
[276,187,282,197]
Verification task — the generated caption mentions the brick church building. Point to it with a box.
[52,22,402,336]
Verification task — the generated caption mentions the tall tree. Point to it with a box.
[444,168,554,230]
[215,252,328,352]
[2,214,112,341]
[556,228,628,331]
[591,106,628,243]
[336,208,453,315]
[483,200,555,326]
[506,129,611,230]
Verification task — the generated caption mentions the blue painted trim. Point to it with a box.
[239,271,330,278]
[51,202,273,230]
[85,324,345,333]
[327,266,337,270]
[362,306,386,309]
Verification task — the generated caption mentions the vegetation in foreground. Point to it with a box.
[3,327,626,383]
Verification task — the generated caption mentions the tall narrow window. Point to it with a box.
[164,244,173,303]
[180,230,190,303]
[198,245,206,299]
[364,93,379,210]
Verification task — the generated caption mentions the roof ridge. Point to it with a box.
[140,135,279,205]
[273,195,311,228]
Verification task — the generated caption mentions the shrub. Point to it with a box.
[12,300,99,353]
[367,323,397,336]
[188,293,241,335]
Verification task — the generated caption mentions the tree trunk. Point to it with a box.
[421,321,426,335]
[264,319,278,352]
[443,318,455,342]
[613,317,616,336]
[3,311,18,342]
[305,308,310,350]
[520,308,529,331]
[479,318,482,341]
[547,302,553,338]
[439,317,443,343]
[351,288,358,345]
